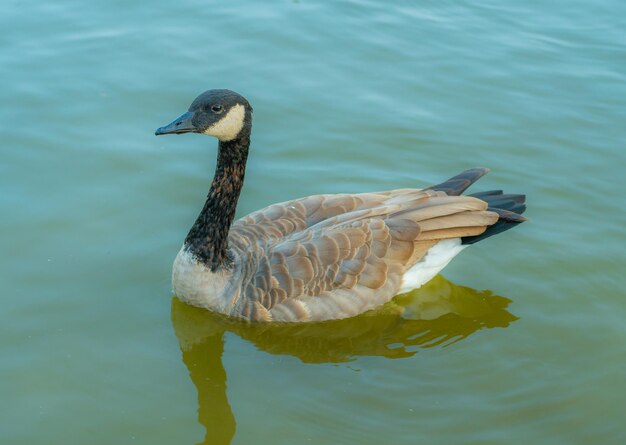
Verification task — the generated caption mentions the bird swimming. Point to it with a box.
[155,89,526,323]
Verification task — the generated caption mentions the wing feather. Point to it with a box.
[230,190,501,321]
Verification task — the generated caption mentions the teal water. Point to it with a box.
[2,1,625,444]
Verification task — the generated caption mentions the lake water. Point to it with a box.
[2,1,625,444]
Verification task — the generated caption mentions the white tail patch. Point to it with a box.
[398,238,467,293]
[203,103,246,141]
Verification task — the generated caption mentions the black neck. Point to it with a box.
[185,133,250,271]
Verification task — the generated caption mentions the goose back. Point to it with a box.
[220,188,498,322]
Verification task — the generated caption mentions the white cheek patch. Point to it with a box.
[203,104,246,141]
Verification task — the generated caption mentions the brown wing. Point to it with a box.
[229,193,387,247]
[229,190,498,322]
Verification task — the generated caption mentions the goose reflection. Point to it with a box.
[170,275,517,445]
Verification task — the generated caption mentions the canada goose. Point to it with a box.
[156,89,526,323]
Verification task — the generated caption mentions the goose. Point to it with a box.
[155,89,526,323]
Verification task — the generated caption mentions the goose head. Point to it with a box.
[155,89,252,141]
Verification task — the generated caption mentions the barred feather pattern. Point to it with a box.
[219,189,498,321]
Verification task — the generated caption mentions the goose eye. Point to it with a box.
[211,105,224,114]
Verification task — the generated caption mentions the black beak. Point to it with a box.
[155,111,197,135]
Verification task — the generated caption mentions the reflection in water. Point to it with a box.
[171,275,517,445]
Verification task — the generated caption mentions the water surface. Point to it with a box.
[2,1,625,444]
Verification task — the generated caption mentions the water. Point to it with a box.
[2,0,625,443]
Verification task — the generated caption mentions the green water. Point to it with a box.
[2,1,625,444]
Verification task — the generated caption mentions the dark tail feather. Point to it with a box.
[427,167,490,196]
[469,190,527,215]
[462,207,526,244]
[462,194,527,245]
[427,168,527,245]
